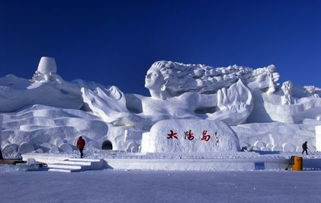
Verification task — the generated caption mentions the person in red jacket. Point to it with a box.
[77,136,86,158]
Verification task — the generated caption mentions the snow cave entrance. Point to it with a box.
[102,140,113,150]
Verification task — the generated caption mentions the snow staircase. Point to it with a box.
[47,158,105,173]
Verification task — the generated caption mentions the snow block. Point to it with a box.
[141,119,240,153]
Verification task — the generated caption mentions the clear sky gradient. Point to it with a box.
[0,0,320,95]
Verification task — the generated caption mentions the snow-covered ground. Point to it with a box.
[1,168,321,203]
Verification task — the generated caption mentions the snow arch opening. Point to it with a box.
[102,140,113,150]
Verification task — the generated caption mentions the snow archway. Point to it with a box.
[102,140,113,150]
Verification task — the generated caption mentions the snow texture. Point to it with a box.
[1,170,321,203]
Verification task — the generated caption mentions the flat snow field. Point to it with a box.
[1,170,321,203]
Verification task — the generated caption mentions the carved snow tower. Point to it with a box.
[32,57,63,83]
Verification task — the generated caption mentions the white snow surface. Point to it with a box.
[1,169,321,203]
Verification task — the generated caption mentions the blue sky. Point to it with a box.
[0,0,320,95]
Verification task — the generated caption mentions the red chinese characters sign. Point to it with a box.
[184,130,194,140]
[201,130,211,141]
[167,130,178,139]
[166,129,219,143]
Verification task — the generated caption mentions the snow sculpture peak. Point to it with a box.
[37,57,57,74]
[31,56,62,84]
[145,61,280,100]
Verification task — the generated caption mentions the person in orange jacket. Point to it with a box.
[77,136,86,158]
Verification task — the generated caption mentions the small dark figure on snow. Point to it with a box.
[302,141,308,155]
[77,136,86,158]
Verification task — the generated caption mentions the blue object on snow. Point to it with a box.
[255,162,265,170]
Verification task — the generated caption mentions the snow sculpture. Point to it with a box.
[37,56,57,74]
[3,56,321,155]
[82,79,253,127]
[281,81,293,105]
[248,81,321,123]
[0,57,83,112]
[246,65,280,94]
[141,119,240,153]
[233,121,318,152]
[207,79,253,125]
[106,127,142,152]
[0,104,109,158]
[83,63,255,127]
[32,57,62,83]
[145,61,279,100]
[80,61,279,152]
[81,85,130,123]
[2,144,19,158]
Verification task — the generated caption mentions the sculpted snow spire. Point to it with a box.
[32,57,63,83]
[37,56,57,74]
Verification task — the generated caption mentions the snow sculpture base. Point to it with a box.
[141,119,240,153]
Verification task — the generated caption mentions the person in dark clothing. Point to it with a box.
[77,136,86,158]
[302,141,308,155]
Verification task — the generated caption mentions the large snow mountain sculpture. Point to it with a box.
[1,57,321,157]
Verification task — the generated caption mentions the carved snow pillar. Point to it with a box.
[32,57,59,82]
